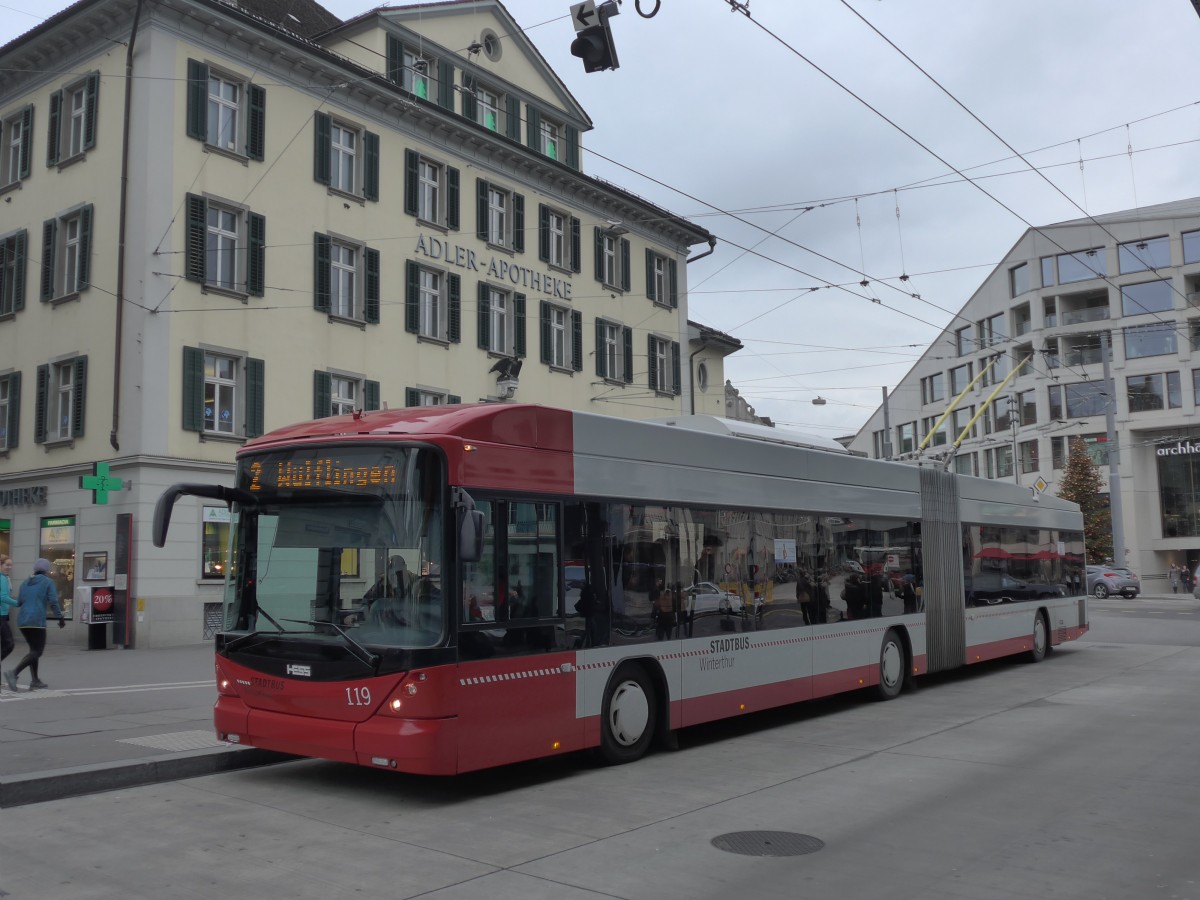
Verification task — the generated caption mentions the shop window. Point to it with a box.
[39,514,75,618]
[202,507,230,579]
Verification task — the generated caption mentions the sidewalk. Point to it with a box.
[0,639,290,808]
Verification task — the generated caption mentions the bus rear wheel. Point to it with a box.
[1028,612,1048,663]
[877,628,906,700]
[599,664,656,765]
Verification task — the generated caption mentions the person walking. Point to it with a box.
[0,555,17,674]
[4,558,66,692]
[1169,564,1180,594]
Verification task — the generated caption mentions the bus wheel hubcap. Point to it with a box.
[881,641,902,688]
[609,680,650,746]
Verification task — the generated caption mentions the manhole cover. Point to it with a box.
[711,831,824,857]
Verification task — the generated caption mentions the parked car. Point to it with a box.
[965,572,1065,606]
[685,582,744,614]
[1085,565,1140,599]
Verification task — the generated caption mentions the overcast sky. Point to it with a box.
[5,0,1200,437]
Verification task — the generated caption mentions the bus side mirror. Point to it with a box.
[458,508,485,563]
[153,483,251,548]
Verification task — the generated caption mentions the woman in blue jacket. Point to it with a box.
[0,555,16,665]
[4,558,65,692]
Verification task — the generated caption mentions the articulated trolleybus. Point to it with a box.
[153,404,1088,775]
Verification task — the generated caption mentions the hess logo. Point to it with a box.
[286,664,312,677]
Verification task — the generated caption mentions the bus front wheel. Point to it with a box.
[1028,612,1048,663]
[599,664,656,765]
[877,628,906,700]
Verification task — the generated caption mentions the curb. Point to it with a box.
[0,746,297,809]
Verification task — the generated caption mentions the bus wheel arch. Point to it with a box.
[877,627,909,700]
[1028,609,1049,663]
[598,661,659,765]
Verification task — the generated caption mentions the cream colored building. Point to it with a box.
[0,0,729,646]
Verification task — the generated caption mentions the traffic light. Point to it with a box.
[571,1,620,73]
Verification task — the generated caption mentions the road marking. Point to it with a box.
[117,730,228,752]
[0,680,211,701]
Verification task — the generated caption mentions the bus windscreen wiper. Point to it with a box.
[224,605,289,653]
[282,618,380,670]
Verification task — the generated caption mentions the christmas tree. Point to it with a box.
[1056,436,1112,563]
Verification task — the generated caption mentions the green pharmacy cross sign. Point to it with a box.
[80,462,124,505]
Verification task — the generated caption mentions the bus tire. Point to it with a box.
[877,628,906,700]
[599,664,656,765]
[1028,611,1048,663]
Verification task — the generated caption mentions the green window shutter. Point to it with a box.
[364,247,380,323]
[313,370,331,419]
[538,204,549,262]
[71,355,87,438]
[446,166,460,230]
[246,84,265,160]
[313,233,331,312]
[512,193,525,253]
[476,179,489,242]
[82,73,98,151]
[34,364,48,444]
[18,105,32,179]
[526,106,541,151]
[76,204,93,290]
[570,218,581,273]
[647,336,658,392]
[11,230,26,312]
[671,341,681,396]
[3,372,19,449]
[46,90,62,166]
[539,301,551,364]
[245,357,265,437]
[438,60,455,110]
[247,212,265,296]
[461,74,477,122]
[40,218,57,300]
[404,149,419,216]
[620,238,631,292]
[448,273,461,342]
[363,132,379,201]
[184,194,206,283]
[477,282,490,349]
[622,326,633,383]
[595,320,606,378]
[668,259,678,308]
[405,387,420,407]
[594,227,604,282]
[405,260,419,333]
[514,293,526,358]
[645,249,656,301]
[386,34,403,85]
[313,112,331,184]
[571,310,583,372]
[186,60,208,140]
[505,95,521,140]
[364,380,380,411]
[182,346,204,431]
[565,125,579,170]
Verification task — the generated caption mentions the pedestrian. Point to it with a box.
[0,555,17,668]
[1169,564,1180,594]
[4,558,66,692]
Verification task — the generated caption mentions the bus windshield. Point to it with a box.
[225,445,446,649]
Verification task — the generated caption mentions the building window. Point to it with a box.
[47,73,98,165]
[404,150,459,229]
[1184,230,1200,266]
[1049,382,1109,419]
[896,422,917,455]
[920,372,945,405]
[1016,389,1037,426]
[202,507,231,580]
[648,335,681,395]
[1044,298,1057,328]
[987,446,1013,480]
[954,325,973,356]
[35,356,86,443]
[182,347,264,438]
[541,117,562,160]
[921,416,947,447]
[525,106,578,167]
[1055,248,1106,284]
[1194,368,1200,405]
[1127,372,1182,412]
[1118,235,1171,274]
[538,206,580,272]
[949,363,972,394]
[405,261,461,343]
[1009,262,1030,297]
[38,516,75,617]
[385,37,442,102]
[40,206,93,301]
[313,113,379,201]
[596,319,633,383]
[953,453,977,476]
[0,229,27,317]
[476,180,525,251]
[477,284,526,357]
[0,372,19,451]
[977,313,1006,347]
[185,61,265,160]
[646,250,677,307]
[1121,279,1173,317]
[313,371,380,418]
[314,234,380,324]
[405,387,461,407]
[1123,322,1176,359]
[595,227,630,290]
[184,194,265,296]
[1,105,32,187]
[540,301,582,371]
[951,406,975,442]
[1018,439,1039,475]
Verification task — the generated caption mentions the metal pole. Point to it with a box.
[1101,332,1125,566]
[882,386,893,460]
[1011,396,1019,484]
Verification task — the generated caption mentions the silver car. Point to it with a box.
[1085,565,1139,599]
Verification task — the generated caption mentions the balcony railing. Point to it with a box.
[1061,307,1110,326]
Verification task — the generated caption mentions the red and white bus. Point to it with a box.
[152,404,1089,775]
